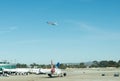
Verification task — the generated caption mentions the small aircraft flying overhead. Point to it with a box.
[46,21,58,26]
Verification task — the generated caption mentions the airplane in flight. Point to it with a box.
[46,21,58,26]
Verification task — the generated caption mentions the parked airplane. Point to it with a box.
[1,68,30,76]
[0,60,66,77]
[41,60,67,77]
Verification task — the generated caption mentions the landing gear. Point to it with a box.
[48,74,52,77]
[63,73,67,76]
[58,73,67,77]
[48,73,67,78]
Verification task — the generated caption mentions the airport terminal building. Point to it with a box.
[0,61,16,71]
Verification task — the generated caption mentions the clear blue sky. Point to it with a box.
[0,0,120,64]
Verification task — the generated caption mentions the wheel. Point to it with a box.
[48,74,52,77]
[63,73,66,76]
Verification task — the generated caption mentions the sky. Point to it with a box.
[0,0,120,64]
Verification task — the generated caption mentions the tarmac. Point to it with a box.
[0,68,120,81]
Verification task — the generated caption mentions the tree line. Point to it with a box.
[90,60,120,68]
[16,60,120,69]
